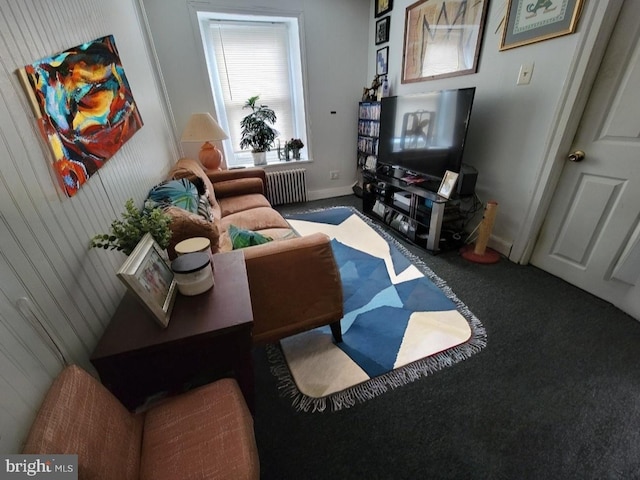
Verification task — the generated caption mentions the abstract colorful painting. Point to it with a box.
[19,35,143,197]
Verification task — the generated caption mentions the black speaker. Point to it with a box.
[457,164,478,196]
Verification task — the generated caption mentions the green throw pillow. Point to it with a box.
[229,224,273,249]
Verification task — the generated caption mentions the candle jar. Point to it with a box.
[170,252,214,296]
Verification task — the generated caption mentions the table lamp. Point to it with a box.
[181,113,229,170]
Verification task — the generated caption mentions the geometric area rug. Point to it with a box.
[267,206,487,412]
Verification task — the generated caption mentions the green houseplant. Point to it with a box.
[286,138,304,160]
[239,95,277,166]
[90,199,172,256]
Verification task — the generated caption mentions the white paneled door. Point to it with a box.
[531,0,640,320]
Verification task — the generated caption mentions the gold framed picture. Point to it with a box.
[500,0,584,51]
[117,233,177,328]
[375,0,393,18]
[402,0,489,83]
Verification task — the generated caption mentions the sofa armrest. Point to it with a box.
[206,168,267,198]
[214,178,265,198]
[243,233,344,344]
[206,168,266,185]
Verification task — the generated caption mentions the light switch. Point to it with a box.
[517,63,534,85]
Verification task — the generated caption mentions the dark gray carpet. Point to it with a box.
[252,195,640,480]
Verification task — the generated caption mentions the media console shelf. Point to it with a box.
[362,170,449,252]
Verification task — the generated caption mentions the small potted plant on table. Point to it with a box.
[240,95,277,166]
[90,199,172,256]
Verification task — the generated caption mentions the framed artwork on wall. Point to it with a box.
[377,47,389,76]
[18,35,143,197]
[117,233,177,328]
[375,0,393,18]
[402,0,489,84]
[376,17,391,45]
[500,0,584,51]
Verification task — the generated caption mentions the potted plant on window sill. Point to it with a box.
[286,138,304,160]
[240,95,277,166]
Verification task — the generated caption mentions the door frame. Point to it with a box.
[509,0,624,264]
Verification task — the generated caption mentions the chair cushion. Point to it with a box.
[218,193,271,217]
[220,206,291,233]
[22,365,143,480]
[255,228,298,241]
[140,378,259,480]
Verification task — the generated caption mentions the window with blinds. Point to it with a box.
[199,13,308,167]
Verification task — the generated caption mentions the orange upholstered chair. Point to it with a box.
[22,365,259,480]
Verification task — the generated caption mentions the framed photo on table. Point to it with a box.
[438,170,459,200]
[500,0,584,51]
[375,0,393,17]
[117,233,177,328]
[402,0,488,83]
[375,17,390,45]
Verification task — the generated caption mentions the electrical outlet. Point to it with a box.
[330,170,340,180]
[517,62,534,85]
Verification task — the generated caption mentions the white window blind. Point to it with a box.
[208,21,295,156]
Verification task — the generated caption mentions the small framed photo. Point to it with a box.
[117,233,177,328]
[438,170,459,199]
[500,0,584,51]
[375,17,390,45]
[375,0,393,17]
[376,47,389,76]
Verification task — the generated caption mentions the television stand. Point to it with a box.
[362,171,450,252]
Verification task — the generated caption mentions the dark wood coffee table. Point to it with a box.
[91,250,254,411]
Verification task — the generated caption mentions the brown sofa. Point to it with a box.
[163,158,344,344]
[23,365,259,480]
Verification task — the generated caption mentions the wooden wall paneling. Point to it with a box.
[0,291,64,381]
[0,0,179,451]
[0,208,93,360]
[1,0,126,367]
[0,299,62,453]
[0,132,102,356]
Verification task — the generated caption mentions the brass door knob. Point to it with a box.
[568,150,585,162]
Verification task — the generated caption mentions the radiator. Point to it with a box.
[265,168,308,206]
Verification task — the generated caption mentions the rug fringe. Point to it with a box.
[269,206,487,413]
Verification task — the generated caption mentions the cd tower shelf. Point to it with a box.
[355,101,380,196]
[357,101,380,169]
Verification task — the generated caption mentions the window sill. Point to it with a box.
[230,159,313,170]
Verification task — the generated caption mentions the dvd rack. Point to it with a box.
[362,170,452,252]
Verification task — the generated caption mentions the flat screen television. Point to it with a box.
[378,87,475,183]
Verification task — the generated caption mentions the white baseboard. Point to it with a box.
[488,234,513,258]
[308,186,355,201]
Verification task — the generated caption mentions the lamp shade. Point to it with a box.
[180,113,228,142]
[181,113,229,170]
